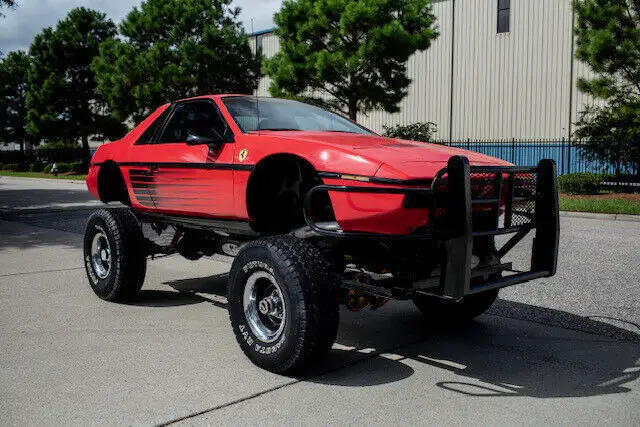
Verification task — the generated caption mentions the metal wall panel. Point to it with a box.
[451,0,575,140]
[250,0,598,140]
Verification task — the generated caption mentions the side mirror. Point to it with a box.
[186,129,225,147]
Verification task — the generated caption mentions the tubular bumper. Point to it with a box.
[304,155,560,299]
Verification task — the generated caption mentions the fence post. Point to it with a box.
[561,137,565,175]
[511,138,516,164]
[567,139,572,174]
[467,138,470,150]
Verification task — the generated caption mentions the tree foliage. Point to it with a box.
[265,0,438,121]
[0,50,30,157]
[26,7,124,167]
[92,0,261,123]
[573,0,640,175]
[383,122,438,143]
[0,0,16,17]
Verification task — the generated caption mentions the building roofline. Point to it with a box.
[248,27,276,37]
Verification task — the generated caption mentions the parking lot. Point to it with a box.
[1,176,638,425]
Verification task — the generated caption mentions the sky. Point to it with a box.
[0,0,283,54]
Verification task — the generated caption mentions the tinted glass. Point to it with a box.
[222,96,373,135]
[160,101,228,143]
[136,108,169,144]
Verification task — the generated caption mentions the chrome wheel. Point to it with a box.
[243,271,286,343]
[90,228,111,279]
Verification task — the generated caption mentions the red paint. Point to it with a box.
[87,95,513,234]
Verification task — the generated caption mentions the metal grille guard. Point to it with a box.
[304,155,560,299]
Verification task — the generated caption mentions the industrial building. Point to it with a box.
[250,0,595,142]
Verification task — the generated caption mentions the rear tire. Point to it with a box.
[83,208,147,301]
[227,235,339,374]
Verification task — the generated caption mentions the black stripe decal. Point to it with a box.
[93,161,253,171]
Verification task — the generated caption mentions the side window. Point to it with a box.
[135,108,169,144]
[159,101,229,143]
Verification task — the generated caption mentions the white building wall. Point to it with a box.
[251,0,596,141]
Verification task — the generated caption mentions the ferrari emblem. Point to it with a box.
[239,149,248,162]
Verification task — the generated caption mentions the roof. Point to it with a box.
[248,27,276,37]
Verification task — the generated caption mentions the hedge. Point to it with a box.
[382,122,439,143]
[42,162,82,174]
[558,172,602,195]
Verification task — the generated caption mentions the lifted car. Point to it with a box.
[84,95,559,373]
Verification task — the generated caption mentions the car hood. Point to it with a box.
[267,131,512,178]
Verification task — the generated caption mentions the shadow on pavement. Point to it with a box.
[156,272,639,399]
[120,290,213,308]
[310,299,639,398]
[0,189,94,209]
[0,212,84,251]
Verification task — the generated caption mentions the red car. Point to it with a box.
[84,95,559,373]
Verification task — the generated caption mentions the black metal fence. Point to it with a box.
[433,138,638,177]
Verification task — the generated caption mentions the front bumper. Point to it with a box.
[304,155,560,299]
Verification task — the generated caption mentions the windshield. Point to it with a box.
[222,96,373,135]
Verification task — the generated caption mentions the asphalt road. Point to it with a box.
[0,176,638,425]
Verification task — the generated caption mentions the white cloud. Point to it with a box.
[0,0,282,54]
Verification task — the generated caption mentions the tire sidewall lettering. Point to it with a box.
[235,260,289,356]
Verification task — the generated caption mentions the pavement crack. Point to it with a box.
[0,267,84,277]
[158,335,429,426]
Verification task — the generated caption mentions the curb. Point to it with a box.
[0,176,86,185]
[560,211,640,223]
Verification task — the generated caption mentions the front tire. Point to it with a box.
[83,208,147,301]
[228,236,339,374]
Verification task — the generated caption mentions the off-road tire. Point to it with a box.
[413,288,499,323]
[228,235,339,374]
[83,208,147,301]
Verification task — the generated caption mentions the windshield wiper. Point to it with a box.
[258,128,300,131]
[325,130,357,133]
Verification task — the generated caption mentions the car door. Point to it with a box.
[127,99,236,217]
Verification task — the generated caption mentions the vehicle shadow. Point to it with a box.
[309,299,640,398]
[159,272,640,399]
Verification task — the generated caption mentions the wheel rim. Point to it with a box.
[243,271,286,343]
[90,229,111,279]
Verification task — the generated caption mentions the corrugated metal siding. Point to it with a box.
[451,0,575,140]
[251,0,597,140]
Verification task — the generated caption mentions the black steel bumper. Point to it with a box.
[304,155,560,299]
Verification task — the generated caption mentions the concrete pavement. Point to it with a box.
[0,176,638,425]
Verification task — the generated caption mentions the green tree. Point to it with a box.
[265,0,438,121]
[26,7,124,168]
[0,50,30,159]
[92,0,261,123]
[0,0,16,17]
[573,0,640,176]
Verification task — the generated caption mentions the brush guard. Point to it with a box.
[303,156,559,300]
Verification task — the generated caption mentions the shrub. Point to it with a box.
[558,173,603,195]
[2,163,21,171]
[382,122,439,143]
[29,162,45,172]
[43,162,83,174]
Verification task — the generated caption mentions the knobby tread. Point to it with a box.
[84,208,146,301]
[228,235,339,374]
